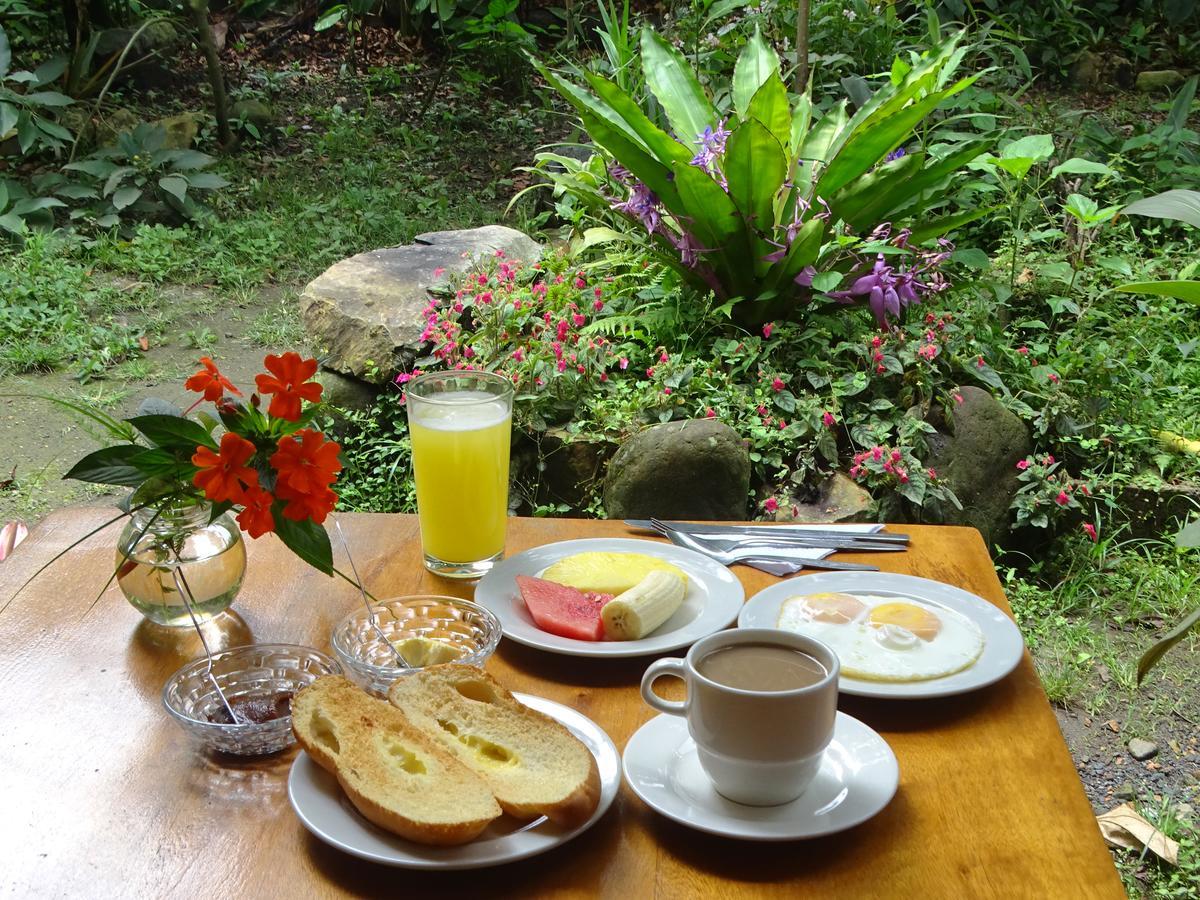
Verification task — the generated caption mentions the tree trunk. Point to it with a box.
[186,0,232,148]
[795,0,810,94]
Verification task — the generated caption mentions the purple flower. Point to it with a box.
[830,254,926,326]
[690,120,731,186]
[885,147,907,163]
[608,163,631,184]
[670,229,707,267]
[611,181,662,234]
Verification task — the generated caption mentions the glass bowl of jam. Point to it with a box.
[162,643,340,756]
[331,595,502,696]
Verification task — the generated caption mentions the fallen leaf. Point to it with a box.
[1106,719,1121,733]
[1097,803,1179,866]
[138,336,149,351]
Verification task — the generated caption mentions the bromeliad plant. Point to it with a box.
[533,27,994,329]
[59,353,343,575]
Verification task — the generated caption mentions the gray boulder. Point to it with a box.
[1136,70,1187,92]
[537,427,616,510]
[603,420,750,520]
[300,226,542,382]
[924,386,1032,545]
[231,99,274,133]
[778,473,873,523]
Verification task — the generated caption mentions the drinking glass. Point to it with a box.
[406,370,514,578]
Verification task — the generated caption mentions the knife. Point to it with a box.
[624,519,909,544]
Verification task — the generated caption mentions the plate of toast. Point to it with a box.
[287,665,620,869]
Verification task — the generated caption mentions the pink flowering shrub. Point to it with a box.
[1011,454,1094,529]
[848,445,961,511]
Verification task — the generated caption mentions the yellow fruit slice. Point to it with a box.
[390,636,463,667]
[542,552,687,596]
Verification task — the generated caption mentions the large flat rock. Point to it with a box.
[301,226,541,382]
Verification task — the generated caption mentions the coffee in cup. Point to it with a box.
[640,628,839,806]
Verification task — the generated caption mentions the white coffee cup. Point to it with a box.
[640,628,839,806]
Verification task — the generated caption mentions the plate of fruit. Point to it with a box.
[473,539,745,657]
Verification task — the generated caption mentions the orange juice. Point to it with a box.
[408,391,512,567]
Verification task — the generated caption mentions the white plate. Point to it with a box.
[288,693,620,869]
[737,572,1025,699]
[623,711,898,841]
[474,538,744,658]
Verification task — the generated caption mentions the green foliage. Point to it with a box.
[0,27,75,159]
[537,28,992,328]
[332,396,417,514]
[62,124,229,228]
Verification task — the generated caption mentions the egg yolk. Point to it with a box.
[801,592,866,624]
[869,602,942,641]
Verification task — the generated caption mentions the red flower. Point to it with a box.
[237,487,276,538]
[763,497,779,513]
[772,377,784,392]
[272,429,342,494]
[1082,523,1097,542]
[255,353,322,421]
[276,479,338,524]
[1055,491,1069,506]
[192,433,259,504]
[185,357,241,402]
[1016,459,1030,470]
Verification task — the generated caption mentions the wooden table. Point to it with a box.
[0,510,1122,898]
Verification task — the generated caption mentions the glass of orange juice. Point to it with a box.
[406,371,514,578]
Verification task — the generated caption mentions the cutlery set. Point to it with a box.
[625,519,910,576]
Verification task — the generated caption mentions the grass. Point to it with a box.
[1118,796,1199,899]
[246,296,305,348]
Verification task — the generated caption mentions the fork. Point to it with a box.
[650,519,880,572]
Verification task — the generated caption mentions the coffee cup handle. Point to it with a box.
[641,658,687,716]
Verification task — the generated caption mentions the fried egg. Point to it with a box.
[777,592,985,682]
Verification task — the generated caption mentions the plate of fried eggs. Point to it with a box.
[738,572,1024,698]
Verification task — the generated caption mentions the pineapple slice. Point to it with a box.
[542,552,687,596]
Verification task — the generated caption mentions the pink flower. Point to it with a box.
[976,355,985,368]
[927,467,937,480]
[663,387,672,395]
[954,393,964,405]
[512,348,524,362]
[890,449,902,462]
[763,498,779,513]
[646,367,655,378]
[557,359,567,372]
[619,357,628,370]
[594,287,603,298]
[762,322,774,339]
[1048,372,1060,384]
[593,299,604,311]
[849,465,862,478]
[557,320,569,342]
[705,407,716,418]
[1055,491,1069,506]
[477,274,488,286]
[897,468,909,484]
[453,302,464,313]
[918,344,938,360]
[1044,454,1055,465]
[494,249,506,258]
[572,313,586,327]
[871,336,882,348]
[872,447,883,461]
[1016,459,1030,470]
[757,405,767,416]
[477,291,493,304]
[778,420,787,430]
[659,350,669,363]
[432,267,445,278]
[1082,523,1097,542]
[1017,346,1029,355]
[600,372,608,382]
[771,377,784,392]
[577,364,585,373]
[822,411,835,427]
[574,277,586,289]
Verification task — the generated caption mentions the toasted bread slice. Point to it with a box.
[291,676,501,845]
[387,665,601,827]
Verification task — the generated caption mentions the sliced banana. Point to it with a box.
[601,570,686,640]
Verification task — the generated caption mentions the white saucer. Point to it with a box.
[288,693,620,869]
[622,711,898,841]
[474,538,744,657]
[738,572,1025,699]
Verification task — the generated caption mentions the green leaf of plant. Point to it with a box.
[35,117,72,141]
[1120,189,1200,229]
[0,101,17,138]
[827,150,924,230]
[583,72,694,167]
[1049,157,1115,179]
[671,160,752,294]
[788,93,811,158]
[111,185,142,210]
[1166,75,1198,134]
[0,26,11,79]
[10,196,65,215]
[0,211,27,234]
[129,447,194,480]
[63,157,117,179]
[1000,133,1054,163]
[22,91,73,107]
[817,92,945,198]
[158,174,188,202]
[765,217,827,289]
[1113,280,1200,304]
[745,70,790,149]
[32,56,67,87]
[732,27,779,119]
[724,118,787,236]
[907,205,1000,244]
[166,149,214,171]
[1137,605,1200,684]
[62,445,145,486]
[1175,518,1200,548]
[182,172,229,190]
[127,414,219,451]
[272,509,334,574]
[641,27,714,146]
[102,165,134,197]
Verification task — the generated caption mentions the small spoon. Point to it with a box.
[333,517,410,668]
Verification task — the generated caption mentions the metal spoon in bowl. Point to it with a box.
[333,517,410,668]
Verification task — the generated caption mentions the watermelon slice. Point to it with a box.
[516,575,613,641]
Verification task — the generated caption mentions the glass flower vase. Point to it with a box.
[116,499,246,627]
